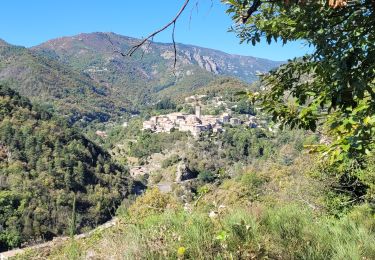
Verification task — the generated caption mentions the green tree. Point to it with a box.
[224,0,374,163]
[0,85,131,249]
[155,97,177,110]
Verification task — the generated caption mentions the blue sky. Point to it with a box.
[0,0,310,61]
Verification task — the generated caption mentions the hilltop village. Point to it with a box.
[142,95,259,137]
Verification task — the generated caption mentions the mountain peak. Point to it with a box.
[0,39,10,47]
[33,32,283,83]
[1,32,282,123]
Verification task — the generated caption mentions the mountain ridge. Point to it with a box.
[0,39,10,47]
[32,32,283,83]
[0,32,282,123]
[0,42,123,123]
[33,31,283,62]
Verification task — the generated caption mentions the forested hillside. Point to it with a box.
[0,41,127,123]
[0,86,131,251]
[33,32,281,83]
[0,0,374,258]
[32,32,281,109]
[0,34,281,124]
[19,116,375,259]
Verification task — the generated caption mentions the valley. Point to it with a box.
[0,32,285,254]
[0,1,374,257]
[0,32,281,125]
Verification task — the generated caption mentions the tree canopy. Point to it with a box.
[224,0,374,163]
[0,85,131,250]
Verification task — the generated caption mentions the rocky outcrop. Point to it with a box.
[175,162,198,182]
[33,32,283,84]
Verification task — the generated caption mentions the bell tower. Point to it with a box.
[195,105,201,119]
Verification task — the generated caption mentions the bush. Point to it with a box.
[161,154,180,169]
[22,200,375,259]
[240,171,265,188]
[127,188,178,219]
[155,98,176,110]
[122,204,375,259]
[150,172,163,184]
[198,170,216,183]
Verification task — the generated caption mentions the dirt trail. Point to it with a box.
[0,218,117,259]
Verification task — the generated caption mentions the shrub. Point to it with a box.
[20,203,375,259]
[150,172,163,184]
[161,154,180,169]
[127,188,178,219]
[198,170,216,183]
[240,171,265,188]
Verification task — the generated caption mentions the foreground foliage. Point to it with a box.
[22,187,375,259]
[225,0,375,162]
[12,118,375,259]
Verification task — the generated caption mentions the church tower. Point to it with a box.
[195,105,201,119]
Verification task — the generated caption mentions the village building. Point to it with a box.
[230,118,241,126]
[95,130,108,138]
[142,104,262,137]
[184,94,208,103]
[222,113,231,123]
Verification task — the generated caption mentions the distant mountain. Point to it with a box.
[0,33,282,123]
[0,42,128,123]
[33,32,282,105]
[33,32,282,83]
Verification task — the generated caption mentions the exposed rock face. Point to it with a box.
[157,182,172,193]
[0,32,282,122]
[32,32,283,84]
[175,162,198,182]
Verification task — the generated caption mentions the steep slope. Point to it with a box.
[33,32,282,106]
[0,33,281,123]
[0,42,127,123]
[158,77,256,103]
[0,85,131,251]
[34,32,282,83]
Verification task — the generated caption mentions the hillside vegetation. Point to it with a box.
[0,42,124,123]
[18,150,375,259]
[14,87,375,259]
[1,5,374,256]
[0,34,281,124]
[3,72,374,259]
[0,86,131,251]
[32,32,281,110]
